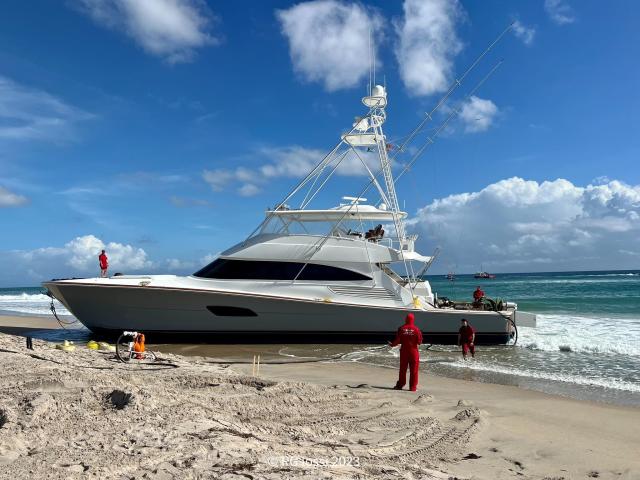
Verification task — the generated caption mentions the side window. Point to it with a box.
[193,259,370,281]
[298,263,371,281]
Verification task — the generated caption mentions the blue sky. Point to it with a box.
[1,0,639,286]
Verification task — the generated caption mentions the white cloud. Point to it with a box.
[458,96,498,133]
[169,195,210,207]
[74,0,218,63]
[0,235,223,285]
[0,186,28,207]
[395,0,463,96]
[410,177,640,272]
[0,75,92,141]
[4,234,151,284]
[203,145,382,195]
[165,257,195,271]
[199,252,219,265]
[237,183,261,197]
[202,169,237,192]
[512,20,535,46]
[259,146,325,178]
[276,0,383,91]
[544,0,576,25]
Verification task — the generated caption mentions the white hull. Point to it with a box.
[44,278,516,344]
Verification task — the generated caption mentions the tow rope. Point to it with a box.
[44,289,79,330]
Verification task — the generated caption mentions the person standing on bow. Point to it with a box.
[458,318,476,359]
[389,313,423,392]
[99,249,109,278]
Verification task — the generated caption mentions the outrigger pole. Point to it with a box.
[316,58,504,290]
[388,21,514,165]
[393,59,504,186]
[306,23,514,284]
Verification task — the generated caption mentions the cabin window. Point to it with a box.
[193,259,371,281]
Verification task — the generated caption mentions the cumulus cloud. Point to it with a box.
[395,0,463,96]
[0,75,92,141]
[277,0,383,91]
[0,235,221,285]
[410,177,640,272]
[0,235,151,284]
[0,186,28,207]
[544,0,576,25]
[203,145,382,196]
[73,0,218,63]
[458,96,499,133]
[512,20,536,45]
[165,257,196,271]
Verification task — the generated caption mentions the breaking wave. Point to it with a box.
[0,293,72,316]
[517,314,640,357]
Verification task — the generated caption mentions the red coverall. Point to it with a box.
[99,253,108,270]
[390,313,423,391]
[473,288,485,302]
[459,325,475,357]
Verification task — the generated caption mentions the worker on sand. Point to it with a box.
[389,313,423,392]
[99,250,109,278]
[458,318,476,359]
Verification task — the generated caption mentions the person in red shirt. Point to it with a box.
[389,313,423,391]
[458,318,475,359]
[98,250,109,278]
[473,286,485,307]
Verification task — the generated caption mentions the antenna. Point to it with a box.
[368,29,372,96]
[372,32,376,87]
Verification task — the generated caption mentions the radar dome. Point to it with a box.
[371,85,386,97]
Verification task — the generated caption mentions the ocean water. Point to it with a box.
[0,287,72,317]
[1,271,640,405]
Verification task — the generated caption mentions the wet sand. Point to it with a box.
[0,315,639,478]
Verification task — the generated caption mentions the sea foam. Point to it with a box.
[517,314,640,357]
[0,293,71,316]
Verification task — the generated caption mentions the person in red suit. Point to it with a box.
[98,249,109,278]
[458,318,476,359]
[389,313,423,391]
[473,286,485,307]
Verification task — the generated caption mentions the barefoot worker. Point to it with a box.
[99,249,109,278]
[389,313,423,392]
[458,318,476,359]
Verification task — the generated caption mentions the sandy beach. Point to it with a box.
[0,316,639,479]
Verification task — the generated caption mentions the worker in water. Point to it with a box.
[458,318,476,359]
[389,313,423,392]
[99,249,109,278]
[473,286,485,307]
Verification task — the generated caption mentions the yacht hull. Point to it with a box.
[44,281,515,344]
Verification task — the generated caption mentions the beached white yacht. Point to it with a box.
[44,84,534,344]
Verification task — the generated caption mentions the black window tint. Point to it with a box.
[193,259,370,281]
[297,263,371,281]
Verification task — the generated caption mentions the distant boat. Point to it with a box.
[474,271,496,279]
[445,272,455,281]
[474,265,496,279]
